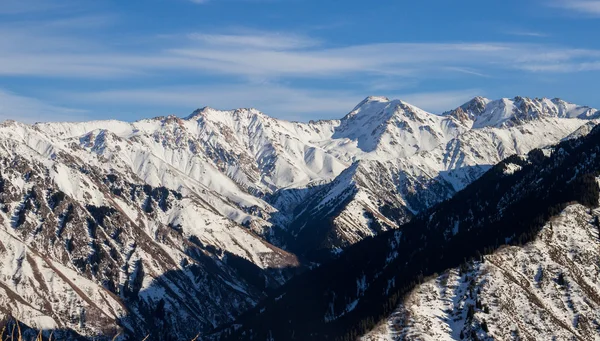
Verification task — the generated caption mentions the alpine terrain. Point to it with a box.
[0,96,598,340]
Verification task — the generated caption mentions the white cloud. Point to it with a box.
[0,0,64,14]
[62,84,362,119]
[0,89,88,123]
[393,89,483,114]
[188,0,277,3]
[2,14,600,121]
[2,23,599,80]
[161,41,600,79]
[188,31,319,50]
[550,1,600,16]
[61,83,481,120]
[505,30,549,37]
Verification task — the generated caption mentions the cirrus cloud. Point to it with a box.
[0,89,87,123]
[550,0,600,17]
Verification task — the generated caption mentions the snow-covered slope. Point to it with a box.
[0,121,298,339]
[283,98,598,258]
[334,97,468,159]
[445,96,598,128]
[32,97,598,252]
[217,123,600,341]
[0,95,597,339]
[363,201,600,341]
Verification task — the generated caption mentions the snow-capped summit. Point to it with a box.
[334,97,467,159]
[185,106,213,120]
[445,96,598,128]
[444,96,491,123]
[346,96,391,115]
[277,96,599,258]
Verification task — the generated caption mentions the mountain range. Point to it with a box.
[0,96,598,340]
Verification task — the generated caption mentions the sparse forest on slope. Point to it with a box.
[363,202,600,341]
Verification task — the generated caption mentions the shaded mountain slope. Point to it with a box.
[217,124,600,341]
[363,202,600,341]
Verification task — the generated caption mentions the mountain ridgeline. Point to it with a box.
[217,124,600,341]
[0,96,598,340]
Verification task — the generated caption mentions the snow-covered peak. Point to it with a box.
[366,95,390,102]
[352,96,390,108]
[445,96,597,129]
[334,98,467,158]
[343,96,392,121]
[13,95,598,199]
[185,106,213,120]
[187,106,269,124]
[545,97,598,118]
[447,96,491,119]
[344,96,425,120]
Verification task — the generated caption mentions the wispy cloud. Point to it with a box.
[3,36,600,80]
[505,30,549,38]
[0,89,87,123]
[550,0,600,16]
[394,89,483,113]
[161,41,600,78]
[3,19,600,81]
[0,0,65,14]
[61,84,364,119]
[187,0,277,4]
[188,31,320,50]
[60,83,480,119]
[3,9,600,121]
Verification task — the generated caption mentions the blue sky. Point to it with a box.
[1,0,600,122]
